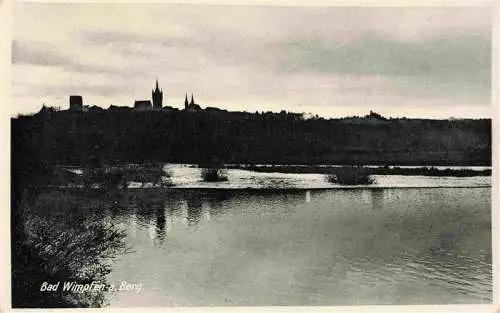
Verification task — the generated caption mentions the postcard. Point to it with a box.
[6,1,496,310]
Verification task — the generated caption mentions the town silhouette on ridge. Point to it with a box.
[14,78,491,167]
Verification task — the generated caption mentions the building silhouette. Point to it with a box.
[134,80,164,110]
[184,93,201,111]
[152,79,163,109]
[367,110,386,120]
[69,95,83,111]
[134,100,152,110]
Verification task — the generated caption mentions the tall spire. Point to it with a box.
[184,93,188,107]
[190,94,194,106]
[152,78,163,108]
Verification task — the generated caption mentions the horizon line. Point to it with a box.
[13,102,492,121]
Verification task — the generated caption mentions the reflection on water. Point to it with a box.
[155,206,166,244]
[370,188,384,210]
[186,197,203,227]
[103,188,491,306]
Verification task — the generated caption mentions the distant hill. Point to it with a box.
[11,108,491,167]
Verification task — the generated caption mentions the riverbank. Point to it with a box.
[48,170,491,191]
[224,164,491,177]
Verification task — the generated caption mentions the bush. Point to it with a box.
[82,166,126,190]
[326,166,375,185]
[12,191,129,308]
[81,163,173,190]
[201,168,228,182]
[12,156,128,307]
[124,163,172,187]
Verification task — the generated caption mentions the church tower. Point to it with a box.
[183,92,201,111]
[152,79,163,108]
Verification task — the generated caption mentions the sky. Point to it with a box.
[11,3,493,118]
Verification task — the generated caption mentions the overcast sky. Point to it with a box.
[12,3,492,118]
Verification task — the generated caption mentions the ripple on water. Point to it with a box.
[102,187,491,306]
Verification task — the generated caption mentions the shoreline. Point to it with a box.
[224,165,492,177]
[45,185,492,194]
[58,164,493,177]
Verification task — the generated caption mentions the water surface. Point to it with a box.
[104,187,491,306]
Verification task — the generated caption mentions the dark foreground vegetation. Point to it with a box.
[12,156,130,307]
[12,108,491,166]
[13,190,129,307]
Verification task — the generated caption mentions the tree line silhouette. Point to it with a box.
[12,108,491,168]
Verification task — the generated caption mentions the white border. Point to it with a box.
[1,1,498,312]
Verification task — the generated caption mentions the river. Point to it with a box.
[103,187,491,306]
